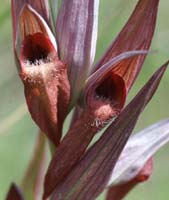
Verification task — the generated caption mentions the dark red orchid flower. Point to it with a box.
[11,0,70,146]
[8,0,169,200]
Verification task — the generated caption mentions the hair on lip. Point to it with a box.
[21,32,57,65]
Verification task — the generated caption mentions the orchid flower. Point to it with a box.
[11,0,70,146]
[6,0,169,200]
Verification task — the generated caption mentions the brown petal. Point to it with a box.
[6,184,24,200]
[94,0,159,92]
[49,61,168,200]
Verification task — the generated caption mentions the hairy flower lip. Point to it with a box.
[84,51,148,117]
[94,73,126,108]
[86,73,126,120]
[20,33,57,69]
[16,4,57,62]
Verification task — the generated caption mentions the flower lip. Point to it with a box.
[84,73,126,120]
[94,73,126,109]
[84,51,149,117]
[20,32,57,66]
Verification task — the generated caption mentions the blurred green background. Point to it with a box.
[0,0,169,199]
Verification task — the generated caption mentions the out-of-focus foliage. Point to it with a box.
[0,0,168,199]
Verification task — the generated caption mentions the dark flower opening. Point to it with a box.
[95,73,126,108]
[21,32,56,65]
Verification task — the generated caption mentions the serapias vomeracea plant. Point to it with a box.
[6,0,169,199]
